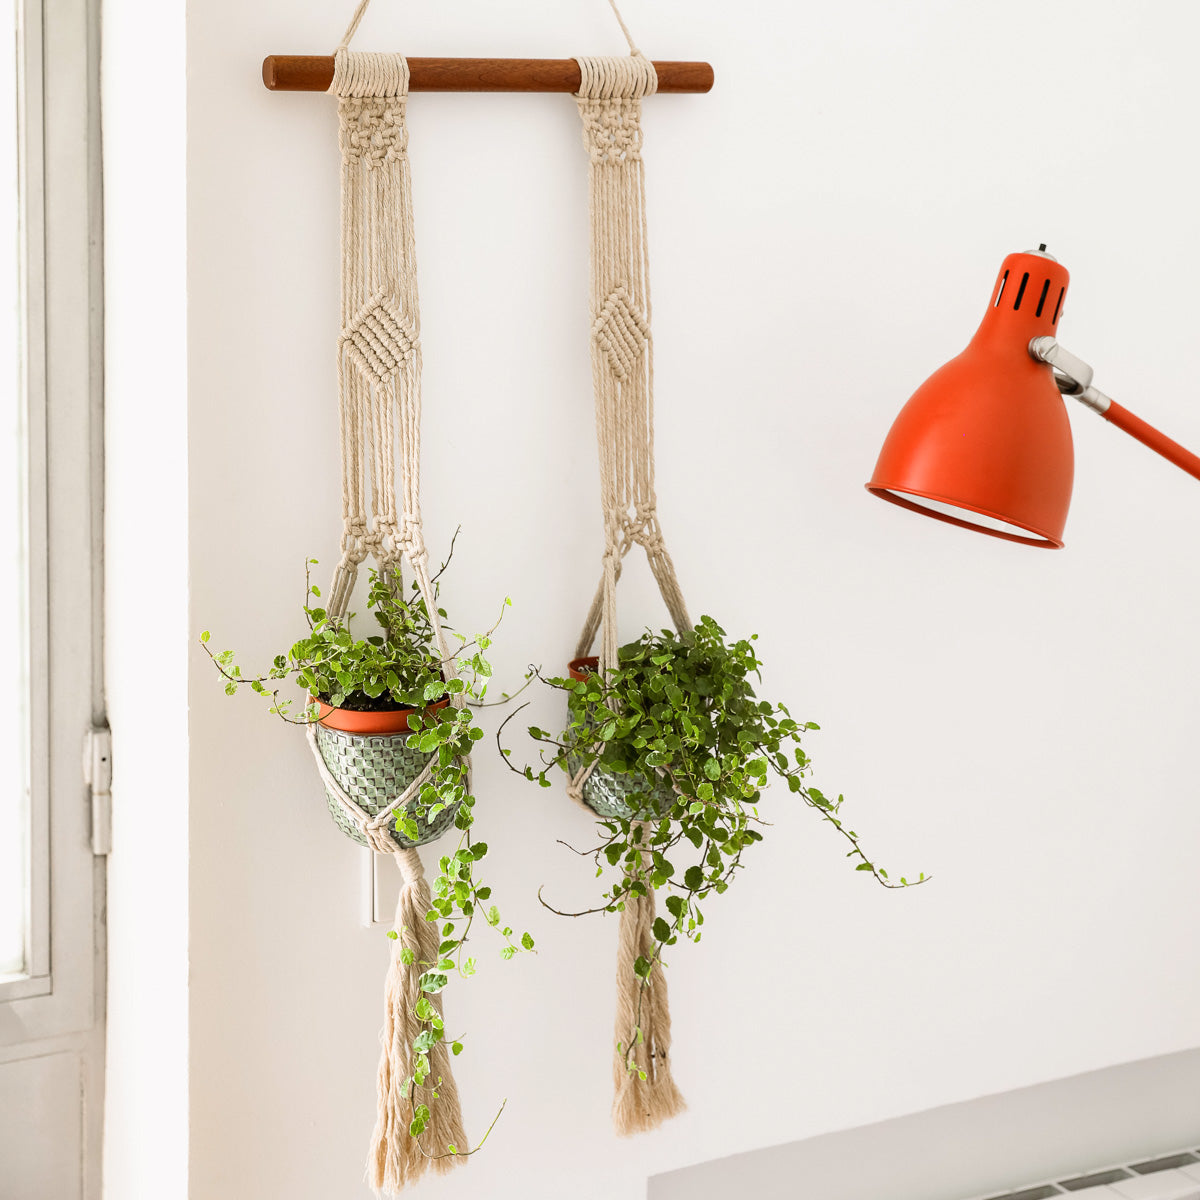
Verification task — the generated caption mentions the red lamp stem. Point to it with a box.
[1101,400,1200,482]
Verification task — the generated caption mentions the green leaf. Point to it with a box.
[420,971,450,993]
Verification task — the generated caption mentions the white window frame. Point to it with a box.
[0,0,105,1046]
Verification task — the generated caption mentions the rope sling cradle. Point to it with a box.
[566,48,692,1136]
[304,20,470,1191]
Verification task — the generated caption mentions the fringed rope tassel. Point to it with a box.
[611,842,685,1135]
[368,848,467,1192]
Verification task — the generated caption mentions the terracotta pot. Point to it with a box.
[568,656,599,682]
[312,696,451,735]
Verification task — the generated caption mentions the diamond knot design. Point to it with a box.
[341,290,418,386]
[592,286,649,382]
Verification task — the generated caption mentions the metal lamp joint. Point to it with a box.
[1028,336,1112,414]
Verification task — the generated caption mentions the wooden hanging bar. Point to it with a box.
[262,56,714,94]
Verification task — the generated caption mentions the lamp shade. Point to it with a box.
[867,251,1075,547]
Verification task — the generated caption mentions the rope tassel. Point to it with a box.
[611,863,685,1134]
[368,849,467,1191]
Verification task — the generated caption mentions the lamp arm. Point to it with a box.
[1029,336,1200,483]
[1099,400,1200,481]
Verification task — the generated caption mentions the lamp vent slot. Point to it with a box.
[1035,278,1050,317]
[1052,286,1064,326]
[994,269,1009,307]
[1013,271,1030,310]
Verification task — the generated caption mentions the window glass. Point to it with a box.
[0,0,28,979]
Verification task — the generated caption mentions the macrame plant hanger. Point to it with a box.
[263,0,713,1174]
[566,15,692,1137]
[305,5,470,1190]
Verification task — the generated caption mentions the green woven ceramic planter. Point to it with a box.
[569,747,679,821]
[314,723,460,849]
[565,657,678,821]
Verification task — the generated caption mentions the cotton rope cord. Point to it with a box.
[312,17,470,1190]
[569,47,689,1136]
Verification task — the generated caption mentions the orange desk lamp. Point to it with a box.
[867,246,1200,547]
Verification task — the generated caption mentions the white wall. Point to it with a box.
[103,0,189,1193]
[185,3,1200,1198]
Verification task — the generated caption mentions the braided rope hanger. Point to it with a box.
[568,44,691,1137]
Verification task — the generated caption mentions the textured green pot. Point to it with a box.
[565,658,678,821]
[567,740,678,821]
[314,723,460,849]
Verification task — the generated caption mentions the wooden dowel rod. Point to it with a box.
[262,56,714,94]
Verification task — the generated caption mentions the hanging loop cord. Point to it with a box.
[569,48,689,1138]
[604,0,642,56]
[311,15,469,1188]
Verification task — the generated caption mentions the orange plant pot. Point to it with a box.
[312,696,451,735]
[568,656,599,682]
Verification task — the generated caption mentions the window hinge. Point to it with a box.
[84,726,112,856]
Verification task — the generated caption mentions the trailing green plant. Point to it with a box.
[201,548,532,1156]
[507,614,924,1077]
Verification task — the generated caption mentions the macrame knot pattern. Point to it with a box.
[630,506,666,556]
[395,514,425,561]
[604,505,664,560]
[341,289,419,386]
[579,98,648,164]
[340,518,369,564]
[593,285,650,382]
[339,96,410,167]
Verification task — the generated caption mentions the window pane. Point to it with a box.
[0,0,27,979]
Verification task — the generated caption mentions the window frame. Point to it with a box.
[0,0,105,1040]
